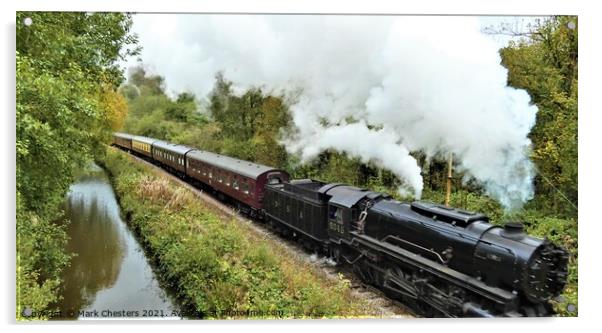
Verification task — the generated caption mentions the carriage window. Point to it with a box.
[242,182,249,194]
[233,180,239,190]
[225,177,230,186]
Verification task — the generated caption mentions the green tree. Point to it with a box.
[205,74,291,166]
[128,66,165,95]
[16,12,138,319]
[499,16,578,217]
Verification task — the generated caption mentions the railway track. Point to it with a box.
[116,147,414,318]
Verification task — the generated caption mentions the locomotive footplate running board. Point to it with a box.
[349,232,519,314]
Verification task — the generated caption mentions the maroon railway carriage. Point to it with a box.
[131,135,158,158]
[113,132,134,150]
[186,150,289,210]
[152,140,195,174]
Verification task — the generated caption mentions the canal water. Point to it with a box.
[55,163,180,320]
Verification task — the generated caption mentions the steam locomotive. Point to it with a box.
[112,132,569,317]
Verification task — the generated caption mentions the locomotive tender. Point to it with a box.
[112,132,569,318]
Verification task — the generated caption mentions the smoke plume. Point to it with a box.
[128,14,538,209]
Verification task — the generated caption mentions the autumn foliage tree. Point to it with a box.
[101,87,129,131]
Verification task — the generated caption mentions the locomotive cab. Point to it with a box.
[327,204,350,239]
[318,184,386,241]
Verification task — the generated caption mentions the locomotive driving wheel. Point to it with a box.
[353,259,379,286]
[521,303,549,317]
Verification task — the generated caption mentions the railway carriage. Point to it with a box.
[186,150,289,211]
[131,135,157,158]
[152,140,195,174]
[112,132,134,151]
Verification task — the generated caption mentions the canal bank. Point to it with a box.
[54,162,181,320]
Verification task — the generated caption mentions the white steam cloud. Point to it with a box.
[129,15,537,209]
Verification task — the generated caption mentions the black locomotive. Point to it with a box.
[264,179,568,317]
[113,133,569,317]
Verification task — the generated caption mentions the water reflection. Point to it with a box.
[56,163,178,320]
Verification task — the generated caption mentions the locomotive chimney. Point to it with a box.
[500,222,526,240]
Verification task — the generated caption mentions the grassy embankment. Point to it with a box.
[101,147,382,319]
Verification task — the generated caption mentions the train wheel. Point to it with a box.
[522,306,537,317]
[521,304,549,317]
[353,260,376,286]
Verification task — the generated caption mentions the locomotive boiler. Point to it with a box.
[360,199,569,314]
